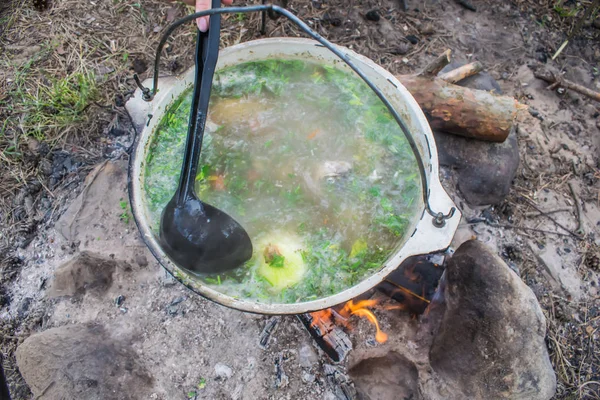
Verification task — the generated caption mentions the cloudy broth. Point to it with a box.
[143,59,421,303]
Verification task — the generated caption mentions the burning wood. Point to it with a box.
[297,312,352,362]
[301,298,389,363]
[300,254,449,361]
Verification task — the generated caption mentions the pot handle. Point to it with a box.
[133,4,456,228]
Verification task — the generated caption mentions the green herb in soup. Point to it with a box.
[143,59,421,303]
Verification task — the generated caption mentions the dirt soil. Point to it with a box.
[1,0,600,399]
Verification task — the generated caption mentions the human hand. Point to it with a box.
[180,0,233,32]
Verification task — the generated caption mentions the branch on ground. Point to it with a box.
[534,70,600,102]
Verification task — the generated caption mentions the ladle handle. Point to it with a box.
[177,1,221,202]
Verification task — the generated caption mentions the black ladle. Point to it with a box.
[159,2,253,274]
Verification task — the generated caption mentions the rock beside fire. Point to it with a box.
[15,323,154,400]
[435,128,519,206]
[47,251,129,298]
[55,160,151,268]
[348,240,556,400]
[349,351,419,400]
[429,240,556,400]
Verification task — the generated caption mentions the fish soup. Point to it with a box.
[143,59,421,303]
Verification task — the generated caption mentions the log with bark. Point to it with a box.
[395,50,526,143]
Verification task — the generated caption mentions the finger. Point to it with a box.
[180,0,194,6]
[222,0,233,4]
[196,0,211,32]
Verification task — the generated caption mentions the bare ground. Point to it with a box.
[1,0,600,399]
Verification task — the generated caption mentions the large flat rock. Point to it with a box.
[15,323,153,400]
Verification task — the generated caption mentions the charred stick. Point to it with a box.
[534,70,600,102]
[568,182,585,236]
[524,199,583,239]
[297,313,352,362]
[524,208,570,218]
[259,316,280,349]
[438,61,484,84]
[455,0,477,12]
[383,279,430,304]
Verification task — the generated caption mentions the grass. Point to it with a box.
[553,0,581,18]
[119,198,130,224]
[0,38,99,141]
[3,65,99,142]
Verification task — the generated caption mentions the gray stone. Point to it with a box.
[15,323,153,400]
[347,240,556,400]
[434,128,520,206]
[214,362,233,379]
[298,343,319,368]
[55,160,151,265]
[349,352,419,400]
[47,251,129,298]
[429,240,556,400]
[302,372,316,383]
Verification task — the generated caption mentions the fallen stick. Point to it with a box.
[524,208,570,218]
[525,199,583,239]
[438,61,484,84]
[468,219,578,239]
[397,50,525,143]
[456,0,477,12]
[534,70,600,102]
[420,49,452,77]
[568,182,585,236]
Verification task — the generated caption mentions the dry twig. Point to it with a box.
[419,49,452,77]
[524,199,583,240]
[568,182,585,236]
[534,70,600,102]
[438,61,483,83]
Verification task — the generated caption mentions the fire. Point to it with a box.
[310,308,332,329]
[309,299,389,343]
[340,300,388,343]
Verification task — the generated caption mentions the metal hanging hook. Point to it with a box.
[134,4,456,227]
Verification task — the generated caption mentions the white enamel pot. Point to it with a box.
[126,37,461,315]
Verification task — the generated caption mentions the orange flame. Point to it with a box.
[308,299,390,344]
[310,309,332,329]
[340,300,388,343]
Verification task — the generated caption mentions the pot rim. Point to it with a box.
[126,37,461,315]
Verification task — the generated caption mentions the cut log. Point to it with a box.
[395,50,525,142]
[397,74,523,142]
